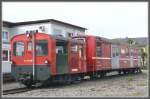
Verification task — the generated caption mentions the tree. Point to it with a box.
[127,38,134,45]
[141,48,147,66]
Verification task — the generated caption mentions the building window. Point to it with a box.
[68,33,72,37]
[67,32,73,37]
[2,31,9,41]
[53,28,62,36]
[2,50,9,61]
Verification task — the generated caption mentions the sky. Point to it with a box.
[2,2,148,39]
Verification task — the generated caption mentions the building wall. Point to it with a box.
[50,22,85,38]
[9,22,51,39]
[2,27,10,43]
[2,27,11,74]
[2,44,11,74]
[9,22,85,39]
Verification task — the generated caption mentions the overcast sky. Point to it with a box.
[2,2,148,39]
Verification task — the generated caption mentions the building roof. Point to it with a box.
[3,21,14,27]
[3,19,87,30]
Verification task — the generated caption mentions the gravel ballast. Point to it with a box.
[2,70,148,97]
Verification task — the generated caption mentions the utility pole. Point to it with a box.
[31,31,36,81]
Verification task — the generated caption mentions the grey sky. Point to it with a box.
[2,2,148,39]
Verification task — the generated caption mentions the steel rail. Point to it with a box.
[2,87,32,95]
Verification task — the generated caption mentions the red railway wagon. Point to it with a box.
[73,36,112,77]
[11,32,142,87]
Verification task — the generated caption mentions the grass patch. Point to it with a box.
[127,76,133,81]
[128,83,132,86]
[130,92,142,96]
[137,83,147,86]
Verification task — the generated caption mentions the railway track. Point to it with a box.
[2,88,32,95]
[2,71,142,95]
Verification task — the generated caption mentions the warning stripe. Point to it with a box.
[92,57,111,59]
[119,58,130,60]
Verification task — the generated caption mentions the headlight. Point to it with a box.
[27,33,30,37]
[44,60,49,64]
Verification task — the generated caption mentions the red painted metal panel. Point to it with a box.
[96,43,111,70]
[119,44,130,69]
[86,36,96,72]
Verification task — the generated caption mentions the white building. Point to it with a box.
[2,19,87,74]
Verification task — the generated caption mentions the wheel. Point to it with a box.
[139,68,142,73]
[100,72,106,78]
[24,83,32,88]
[118,71,122,75]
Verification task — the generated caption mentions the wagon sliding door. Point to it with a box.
[56,41,69,74]
[111,45,119,69]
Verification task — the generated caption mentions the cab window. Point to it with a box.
[13,42,25,56]
[36,40,48,56]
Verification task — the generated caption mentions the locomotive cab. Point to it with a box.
[11,32,51,87]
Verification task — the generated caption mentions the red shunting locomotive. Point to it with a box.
[10,32,142,87]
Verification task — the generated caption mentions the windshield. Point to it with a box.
[36,40,48,56]
[13,42,25,56]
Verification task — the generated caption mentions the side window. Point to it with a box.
[10,51,11,61]
[28,41,32,51]
[137,49,141,56]
[112,47,116,57]
[134,49,137,56]
[36,40,48,56]
[13,42,24,56]
[126,48,129,56]
[56,41,68,54]
[2,50,9,61]
[121,48,125,55]
[116,48,119,56]
[79,44,83,58]
[71,43,78,53]
[131,49,133,56]
[56,46,64,54]
[96,42,102,57]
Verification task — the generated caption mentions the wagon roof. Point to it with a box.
[52,35,85,44]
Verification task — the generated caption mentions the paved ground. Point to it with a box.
[2,70,148,97]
